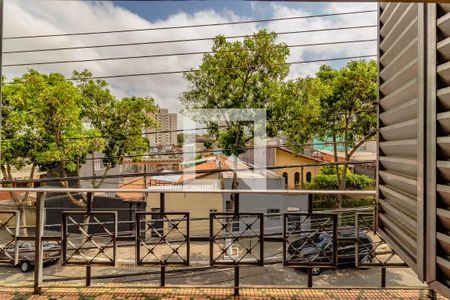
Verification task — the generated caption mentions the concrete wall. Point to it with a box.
[223,177,309,235]
[79,152,122,194]
[147,191,223,236]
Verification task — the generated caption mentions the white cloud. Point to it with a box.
[3,0,377,122]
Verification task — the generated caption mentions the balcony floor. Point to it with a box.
[0,285,444,299]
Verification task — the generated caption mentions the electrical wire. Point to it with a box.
[3,9,376,40]
[3,39,377,68]
[2,53,376,84]
[3,24,376,55]
[53,54,375,81]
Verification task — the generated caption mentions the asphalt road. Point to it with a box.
[0,260,426,289]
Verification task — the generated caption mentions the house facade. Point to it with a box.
[240,146,321,189]
[118,155,309,236]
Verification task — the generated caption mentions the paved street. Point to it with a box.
[0,260,427,288]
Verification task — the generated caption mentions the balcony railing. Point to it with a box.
[0,188,432,297]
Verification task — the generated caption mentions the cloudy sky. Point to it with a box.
[3,1,377,123]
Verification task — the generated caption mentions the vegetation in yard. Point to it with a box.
[2,69,158,210]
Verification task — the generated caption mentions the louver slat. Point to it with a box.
[435,8,450,293]
[377,3,422,278]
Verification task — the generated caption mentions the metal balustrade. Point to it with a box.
[136,212,189,265]
[283,213,338,268]
[0,188,419,296]
[210,213,264,266]
[0,210,19,265]
[62,211,117,266]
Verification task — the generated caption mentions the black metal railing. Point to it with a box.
[0,189,425,296]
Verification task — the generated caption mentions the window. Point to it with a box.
[267,208,280,220]
[294,172,300,186]
[225,200,232,211]
[94,159,105,171]
[232,216,240,232]
[150,208,163,237]
[282,172,288,185]
[306,172,312,183]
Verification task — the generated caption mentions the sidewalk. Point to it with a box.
[0,285,443,299]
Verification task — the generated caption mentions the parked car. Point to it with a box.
[287,231,373,275]
[0,241,61,272]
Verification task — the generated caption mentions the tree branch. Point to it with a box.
[348,129,377,160]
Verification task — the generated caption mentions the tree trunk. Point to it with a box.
[300,166,304,189]
[332,134,343,210]
[59,168,87,209]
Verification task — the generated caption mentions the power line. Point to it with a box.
[2,54,376,83]
[3,39,377,68]
[3,10,377,40]
[59,55,375,81]
[3,24,376,55]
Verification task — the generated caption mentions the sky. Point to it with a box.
[3,0,377,122]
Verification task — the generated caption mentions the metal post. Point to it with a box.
[300,166,304,188]
[86,266,91,286]
[86,192,92,213]
[161,266,166,286]
[160,192,165,213]
[234,265,239,296]
[308,194,313,214]
[428,288,437,300]
[307,268,313,288]
[86,192,92,287]
[381,267,387,288]
[0,0,3,165]
[234,192,240,296]
[160,193,165,287]
[234,192,239,213]
[144,164,148,202]
[34,192,45,294]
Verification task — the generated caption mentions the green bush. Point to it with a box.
[308,173,375,211]
[319,164,351,175]
[308,173,373,190]
[346,174,374,190]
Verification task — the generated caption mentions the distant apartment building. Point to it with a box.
[147,107,177,147]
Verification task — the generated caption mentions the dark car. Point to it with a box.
[287,231,373,275]
[0,241,61,272]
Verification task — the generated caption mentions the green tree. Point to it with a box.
[181,29,289,206]
[1,69,98,214]
[181,30,289,153]
[181,30,289,201]
[1,69,158,212]
[280,60,377,208]
[73,70,158,189]
[177,133,184,145]
[203,138,213,150]
[316,60,377,207]
[271,76,325,148]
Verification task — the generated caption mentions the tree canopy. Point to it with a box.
[278,60,377,206]
[2,69,158,208]
[181,29,289,156]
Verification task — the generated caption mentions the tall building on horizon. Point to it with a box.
[147,107,177,147]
